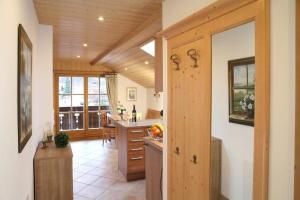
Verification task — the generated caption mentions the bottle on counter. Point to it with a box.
[132,105,137,122]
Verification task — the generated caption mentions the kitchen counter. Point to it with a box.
[116,119,162,128]
[144,137,163,200]
[143,137,163,152]
[116,118,162,181]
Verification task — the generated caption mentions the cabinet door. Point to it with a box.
[145,145,163,200]
[168,35,211,200]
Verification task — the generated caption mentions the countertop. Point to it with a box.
[115,119,162,128]
[144,137,163,152]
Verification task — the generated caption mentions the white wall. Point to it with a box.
[146,88,163,111]
[117,74,147,119]
[162,0,296,200]
[0,0,53,199]
[212,22,255,200]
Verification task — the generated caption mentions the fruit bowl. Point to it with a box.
[147,123,163,140]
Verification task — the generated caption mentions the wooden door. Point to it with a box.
[168,35,211,200]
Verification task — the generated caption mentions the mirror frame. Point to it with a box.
[161,0,269,199]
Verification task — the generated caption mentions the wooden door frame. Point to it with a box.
[53,71,109,140]
[295,0,300,199]
[161,0,269,199]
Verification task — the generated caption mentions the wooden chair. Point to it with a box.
[145,109,161,119]
[100,111,118,146]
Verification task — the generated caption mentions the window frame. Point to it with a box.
[54,72,111,139]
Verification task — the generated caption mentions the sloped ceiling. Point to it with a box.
[33,0,162,87]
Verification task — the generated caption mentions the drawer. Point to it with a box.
[128,128,145,138]
[128,155,145,173]
[128,147,144,157]
[128,138,144,147]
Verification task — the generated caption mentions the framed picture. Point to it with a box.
[18,24,32,153]
[126,87,137,101]
[228,57,255,126]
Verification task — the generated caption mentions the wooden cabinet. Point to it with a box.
[155,36,163,92]
[119,126,148,181]
[145,139,163,200]
[34,142,73,200]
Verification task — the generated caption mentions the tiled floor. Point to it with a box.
[72,140,146,200]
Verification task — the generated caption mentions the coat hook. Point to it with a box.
[174,146,180,155]
[190,154,197,164]
[187,49,199,68]
[170,54,181,71]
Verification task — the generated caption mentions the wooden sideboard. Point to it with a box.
[34,142,73,200]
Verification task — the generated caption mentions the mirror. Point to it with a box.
[211,21,255,200]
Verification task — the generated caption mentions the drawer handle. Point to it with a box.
[130,139,143,142]
[131,148,143,151]
[130,130,144,133]
[130,156,143,160]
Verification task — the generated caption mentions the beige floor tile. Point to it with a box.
[71,140,145,200]
[77,185,106,199]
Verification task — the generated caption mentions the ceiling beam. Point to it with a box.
[90,9,162,65]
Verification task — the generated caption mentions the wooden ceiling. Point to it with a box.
[33,0,162,87]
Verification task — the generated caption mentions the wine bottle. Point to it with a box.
[132,105,137,122]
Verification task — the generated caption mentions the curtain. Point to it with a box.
[105,74,118,113]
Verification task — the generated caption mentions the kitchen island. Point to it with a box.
[116,119,162,181]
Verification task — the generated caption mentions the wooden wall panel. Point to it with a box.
[162,0,269,199]
[295,0,300,199]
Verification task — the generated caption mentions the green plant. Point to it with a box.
[54,132,69,148]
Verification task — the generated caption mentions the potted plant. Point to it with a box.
[54,132,69,148]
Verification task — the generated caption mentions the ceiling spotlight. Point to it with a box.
[98,16,104,21]
[144,61,149,65]
[76,55,80,58]
[83,43,88,47]
[125,67,128,71]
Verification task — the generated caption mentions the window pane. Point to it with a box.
[72,95,84,112]
[247,64,255,87]
[100,95,109,106]
[59,95,71,107]
[71,112,84,130]
[59,77,71,94]
[233,89,247,113]
[233,65,247,87]
[88,95,99,111]
[59,112,71,131]
[72,77,84,94]
[88,77,99,94]
[100,78,107,94]
[88,112,100,129]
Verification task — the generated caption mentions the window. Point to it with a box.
[88,77,109,129]
[58,76,84,131]
[57,75,110,132]
[228,57,255,126]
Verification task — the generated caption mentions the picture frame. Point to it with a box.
[228,56,255,126]
[126,87,137,101]
[18,24,33,153]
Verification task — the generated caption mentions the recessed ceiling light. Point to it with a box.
[98,16,104,21]
[83,43,88,47]
[140,40,155,57]
[76,55,80,58]
[125,67,128,71]
[144,61,149,65]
